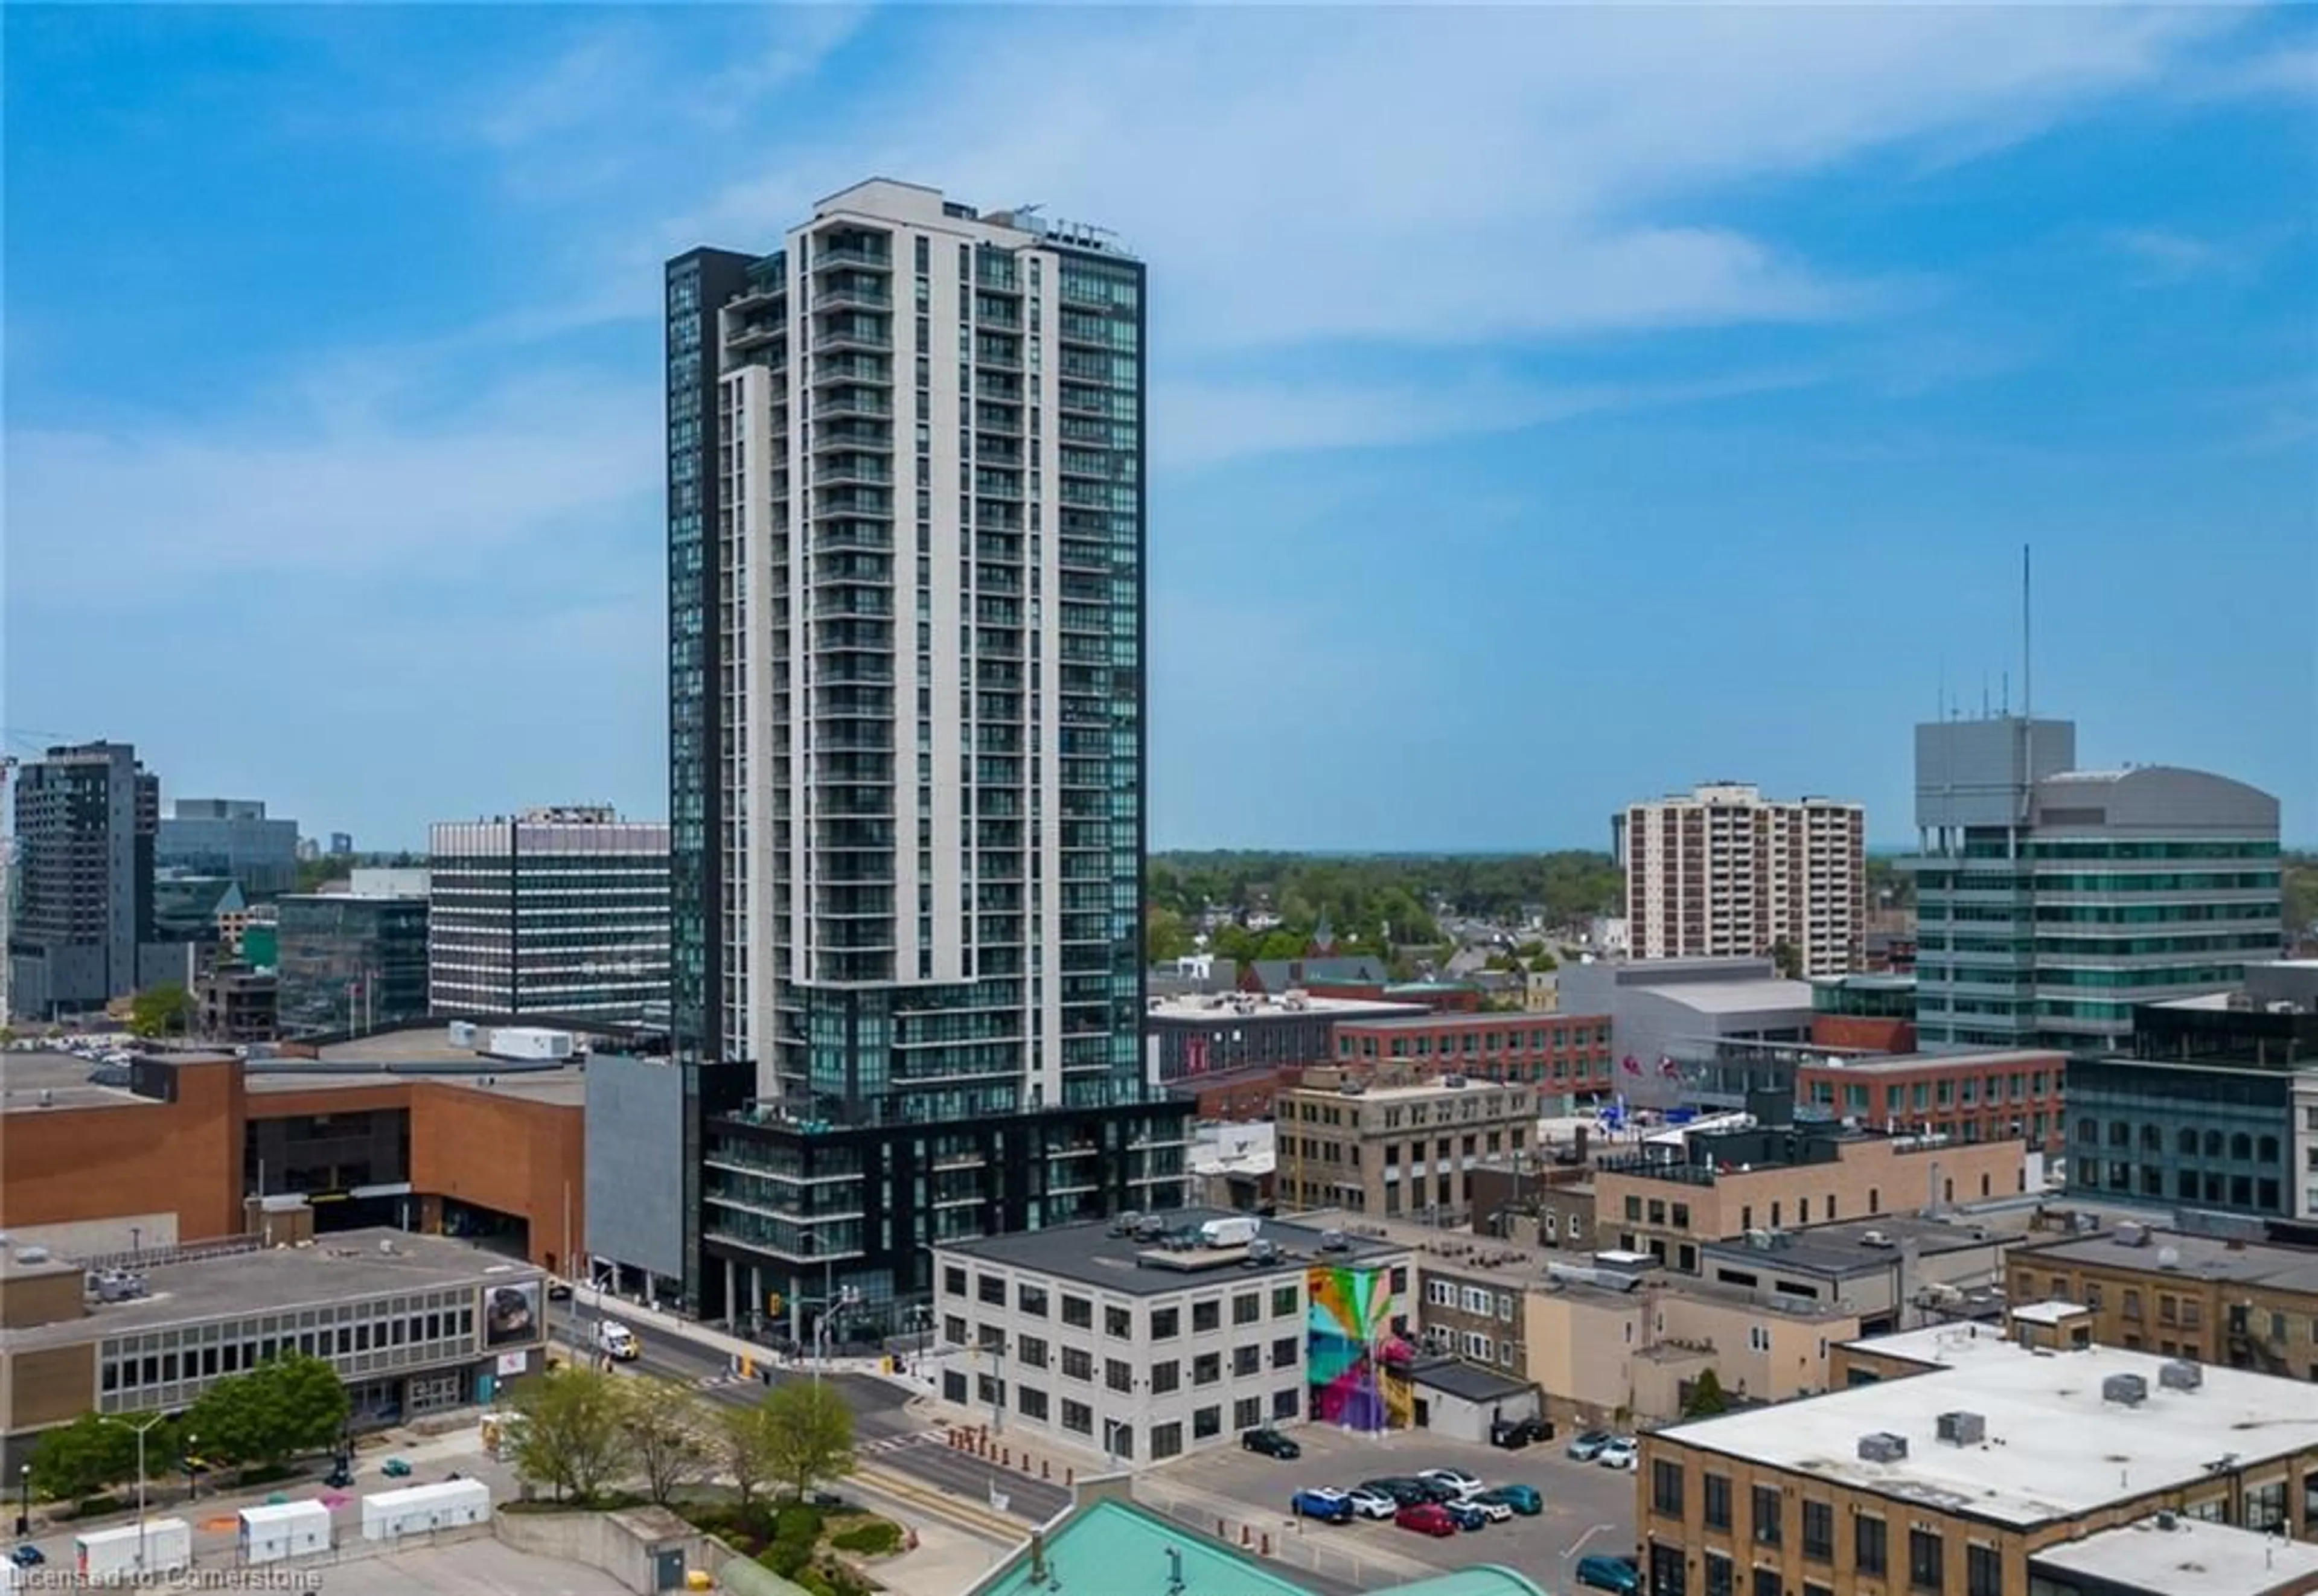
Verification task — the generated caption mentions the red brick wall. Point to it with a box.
[1812,1015,1915,1053]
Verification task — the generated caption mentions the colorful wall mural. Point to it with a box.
[1306,1263,1410,1431]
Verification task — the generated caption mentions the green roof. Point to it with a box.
[965,1498,1549,1596]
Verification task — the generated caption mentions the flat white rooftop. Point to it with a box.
[1662,1326,2318,1527]
[1147,993,1424,1022]
[2010,1299,2090,1326]
[2035,1515,2318,1596]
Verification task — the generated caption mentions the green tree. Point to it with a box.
[127,982,195,1039]
[716,1396,785,1514]
[1143,906,1191,965]
[185,1353,348,1469]
[762,1381,855,1504]
[1682,1368,1731,1419]
[505,1366,633,1504]
[1769,939,1802,980]
[26,1413,142,1504]
[618,1377,709,1506]
[2285,854,2317,939]
[1208,923,1259,965]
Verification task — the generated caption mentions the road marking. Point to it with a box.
[852,1462,1035,1543]
[858,1428,942,1455]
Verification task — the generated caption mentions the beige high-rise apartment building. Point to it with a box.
[1614,782,1866,977]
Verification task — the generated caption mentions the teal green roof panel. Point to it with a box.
[968,1499,1313,1596]
[1375,1566,1552,1596]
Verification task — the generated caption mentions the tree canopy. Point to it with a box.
[504,1366,631,1504]
[618,1377,709,1506]
[26,1412,148,1504]
[1148,851,1622,941]
[127,982,195,1039]
[184,1352,348,1467]
[760,1381,855,1504]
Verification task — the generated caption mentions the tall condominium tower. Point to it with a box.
[8,741,174,1017]
[1906,715,2282,1055]
[665,180,1186,1332]
[1614,783,1866,977]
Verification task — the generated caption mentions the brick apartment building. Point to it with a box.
[1795,1047,2067,1157]
[1328,1010,1614,1101]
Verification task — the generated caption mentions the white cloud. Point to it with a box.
[2104,226,2249,285]
[7,369,660,598]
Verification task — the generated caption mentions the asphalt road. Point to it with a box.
[565,1304,1073,1524]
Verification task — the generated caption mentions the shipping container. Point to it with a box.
[75,1518,193,1581]
[482,1026,573,1062]
[360,1477,491,1541]
[238,1498,331,1563]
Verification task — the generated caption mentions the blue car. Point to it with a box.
[9,1547,45,1568]
[1442,1499,1489,1532]
[1473,1483,1543,1516]
[1575,1554,1641,1593]
[1289,1488,1355,1525]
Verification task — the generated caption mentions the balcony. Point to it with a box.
[814,244,892,273]
[814,325,892,355]
[814,280,893,313]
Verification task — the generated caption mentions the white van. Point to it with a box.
[594,1320,640,1362]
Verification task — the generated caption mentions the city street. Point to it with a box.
[563,1299,1074,1524]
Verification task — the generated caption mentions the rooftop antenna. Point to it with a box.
[2021,543,2033,722]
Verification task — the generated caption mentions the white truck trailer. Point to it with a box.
[75,1518,193,1581]
[481,1026,574,1062]
[361,1476,492,1542]
[238,1498,332,1563]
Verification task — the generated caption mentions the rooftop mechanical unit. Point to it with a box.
[2158,1359,2204,1393]
[1935,1411,1986,1446]
[1856,1432,1910,1464]
[2101,1373,2149,1407]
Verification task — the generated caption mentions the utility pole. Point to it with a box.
[100,1412,169,1576]
[563,1180,580,1356]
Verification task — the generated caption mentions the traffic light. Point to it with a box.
[767,1291,785,1318]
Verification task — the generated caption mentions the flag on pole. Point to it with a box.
[1621,1055,1641,1076]
[1659,1056,1680,1079]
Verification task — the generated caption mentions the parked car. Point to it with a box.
[1460,1495,1515,1523]
[1473,1483,1544,1516]
[1394,1502,1460,1538]
[1417,1467,1484,1498]
[1443,1499,1490,1531]
[1342,1487,1398,1521]
[1491,1416,1551,1449]
[1566,1429,1614,1461]
[1597,1437,1638,1470]
[1360,1476,1434,1508]
[1290,1488,1355,1525]
[1576,1554,1643,1593]
[1241,1427,1301,1460]
[9,1546,45,1568]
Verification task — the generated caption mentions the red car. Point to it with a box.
[1394,1502,1459,1538]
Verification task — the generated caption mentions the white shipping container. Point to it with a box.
[361,1477,491,1541]
[482,1026,572,1062]
[75,1518,193,1580]
[238,1498,332,1563]
[1199,1216,1261,1249]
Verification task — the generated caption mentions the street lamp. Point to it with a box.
[16,1461,29,1538]
[99,1413,171,1576]
[183,1432,199,1503]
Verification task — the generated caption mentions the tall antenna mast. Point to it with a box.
[2021,543,2033,721]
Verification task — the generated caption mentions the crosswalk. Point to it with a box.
[858,1428,942,1457]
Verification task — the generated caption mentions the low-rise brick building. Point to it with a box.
[1326,1009,1614,1104]
[1795,1046,2067,1155]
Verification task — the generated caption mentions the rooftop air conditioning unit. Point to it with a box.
[1860,1230,1895,1249]
[1935,1411,1986,1447]
[2158,1359,2203,1393]
[1856,1432,1909,1464]
[2101,1373,2149,1407]
[2113,1222,2150,1248]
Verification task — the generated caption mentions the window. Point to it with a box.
[1855,1515,1887,1575]
[1104,1304,1132,1339]
[1752,1484,1782,1545]
[1233,1292,1262,1326]
[1192,1300,1221,1333]
[943,1315,966,1345]
[1652,1458,1685,1516]
[1194,1352,1221,1385]
[1965,1544,2002,1596]
[1192,1405,1221,1439]
[2247,1478,2288,1534]
[1017,1385,1049,1422]
[1703,1472,1732,1530]
[978,1275,1006,1306]
[943,1266,966,1297]
[1271,1336,1299,1368]
[1801,1499,1833,1561]
[1062,1295,1093,1329]
[1908,1527,1943,1591]
[1151,1306,1179,1339]
[1271,1285,1299,1318]
[1234,1396,1263,1430]
[1061,1346,1093,1381]
[1233,1345,1260,1377]
[1016,1334,1049,1369]
[1060,1399,1092,1436]
[1703,1551,1734,1596]
[1272,1387,1300,1420]
[1751,1572,1783,1596]
[1149,1421,1183,1459]
[1650,1546,1689,1596]
[1149,1359,1179,1394]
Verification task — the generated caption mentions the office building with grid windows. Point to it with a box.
[666,180,1187,1329]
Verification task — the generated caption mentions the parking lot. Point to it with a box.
[1145,1423,1640,1583]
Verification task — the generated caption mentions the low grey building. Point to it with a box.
[1559,956,1815,1108]
[1144,990,1425,1082]
[1695,1213,2012,1336]
[157,798,300,898]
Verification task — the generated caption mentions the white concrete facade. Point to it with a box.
[1617,783,1866,977]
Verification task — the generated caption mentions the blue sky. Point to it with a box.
[7,5,2314,852]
